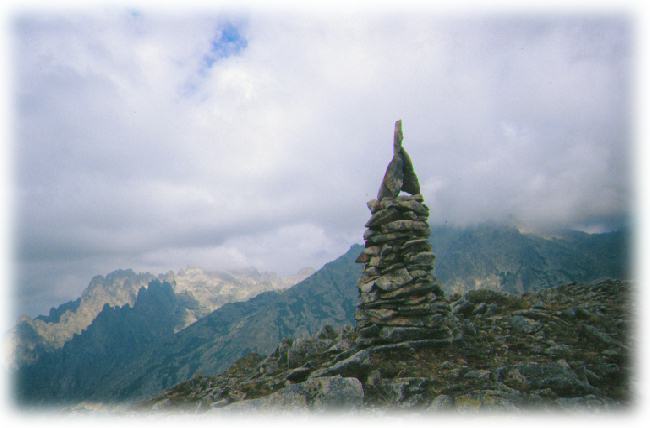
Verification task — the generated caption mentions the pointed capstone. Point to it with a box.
[376,120,421,200]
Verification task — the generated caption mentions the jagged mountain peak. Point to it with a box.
[13,264,315,367]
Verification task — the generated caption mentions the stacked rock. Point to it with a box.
[354,120,456,347]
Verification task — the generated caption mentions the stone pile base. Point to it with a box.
[355,194,455,347]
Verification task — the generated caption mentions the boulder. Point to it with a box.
[222,376,363,411]
[510,315,542,334]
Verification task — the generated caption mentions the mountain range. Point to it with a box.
[15,247,360,405]
[429,224,628,294]
[13,266,313,367]
[13,224,629,406]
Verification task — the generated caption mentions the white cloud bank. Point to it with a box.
[11,10,631,316]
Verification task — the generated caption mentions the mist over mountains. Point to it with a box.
[13,224,628,406]
[429,224,628,295]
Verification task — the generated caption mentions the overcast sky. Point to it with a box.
[11,9,631,317]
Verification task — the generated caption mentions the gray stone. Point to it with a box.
[485,303,498,315]
[452,299,474,316]
[365,207,402,228]
[382,220,429,233]
[545,344,572,358]
[408,269,432,279]
[367,199,380,213]
[358,279,376,293]
[311,350,371,377]
[510,315,542,334]
[376,252,400,268]
[361,266,380,279]
[428,394,454,410]
[396,305,437,317]
[151,398,172,410]
[378,261,406,274]
[402,238,430,252]
[354,252,370,264]
[464,369,492,381]
[362,308,397,322]
[454,389,520,411]
[286,337,332,369]
[286,366,312,382]
[358,290,378,304]
[463,319,477,336]
[363,245,382,256]
[378,377,432,408]
[395,198,429,215]
[555,395,609,410]
[365,231,414,245]
[377,283,435,299]
[581,324,625,349]
[376,120,421,199]
[514,362,597,396]
[222,376,364,411]
[357,325,381,338]
[367,255,381,267]
[374,268,413,291]
[404,251,435,265]
[378,326,437,342]
[472,302,487,315]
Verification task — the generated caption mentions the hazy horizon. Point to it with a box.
[11,10,632,317]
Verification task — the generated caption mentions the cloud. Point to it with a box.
[12,11,631,316]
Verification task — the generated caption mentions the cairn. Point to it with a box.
[355,120,457,347]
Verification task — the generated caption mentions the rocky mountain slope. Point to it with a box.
[13,266,313,366]
[430,225,628,295]
[172,266,314,329]
[15,246,360,405]
[144,279,630,412]
[15,280,182,404]
[14,269,158,366]
[13,225,628,407]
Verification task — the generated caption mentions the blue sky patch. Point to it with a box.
[202,23,247,69]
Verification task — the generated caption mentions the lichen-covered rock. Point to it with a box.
[375,377,433,408]
[428,394,454,410]
[454,389,521,411]
[510,315,542,334]
[221,376,364,411]
[143,280,629,413]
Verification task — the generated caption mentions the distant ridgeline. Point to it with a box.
[15,249,361,405]
[429,224,629,295]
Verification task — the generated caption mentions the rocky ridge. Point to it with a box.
[14,270,158,365]
[14,267,313,366]
[15,246,360,405]
[144,279,630,412]
[429,224,629,296]
[171,266,314,330]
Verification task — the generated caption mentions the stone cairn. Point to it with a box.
[355,120,457,347]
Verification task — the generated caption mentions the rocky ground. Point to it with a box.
[140,279,631,413]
